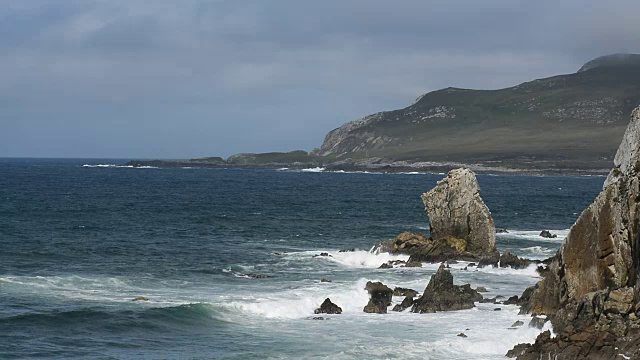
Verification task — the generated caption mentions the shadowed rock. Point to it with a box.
[412,264,482,313]
[363,281,393,314]
[392,295,415,312]
[314,298,342,314]
[510,107,640,359]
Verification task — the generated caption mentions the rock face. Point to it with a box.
[314,298,342,314]
[412,264,482,313]
[363,281,393,314]
[512,106,640,359]
[421,168,496,254]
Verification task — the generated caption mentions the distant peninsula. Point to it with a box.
[125,53,640,175]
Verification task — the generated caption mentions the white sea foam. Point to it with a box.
[300,167,325,172]
[82,164,158,169]
[285,249,410,269]
[519,246,555,256]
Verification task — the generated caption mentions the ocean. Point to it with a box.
[0,158,604,359]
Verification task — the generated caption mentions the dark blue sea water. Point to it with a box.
[0,159,604,359]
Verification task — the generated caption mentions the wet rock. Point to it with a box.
[245,273,269,278]
[392,295,415,312]
[320,278,331,283]
[313,252,331,258]
[494,308,502,311]
[506,343,529,358]
[338,248,355,252]
[132,296,149,301]
[538,230,557,238]
[457,332,468,338]
[511,320,524,327]
[528,316,548,329]
[314,298,342,314]
[393,287,419,297]
[496,228,509,233]
[476,286,488,293]
[499,251,533,269]
[421,168,496,254]
[363,281,393,314]
[412,264,482,313]
[311,316,327,320]
[379,259,423,269]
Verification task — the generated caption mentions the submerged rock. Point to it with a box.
[391,295,415,312]
[499,251,533,269]
[538,230,557,239]
[245,273,269,278]
[421,168,496,254]
[314,298,342,314]
[131,296,149,301]
[412,264,482,313]
[378,259,423,269]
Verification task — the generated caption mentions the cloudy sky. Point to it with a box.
[1,0,639,159]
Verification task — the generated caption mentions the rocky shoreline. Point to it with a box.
[306,106,640,359]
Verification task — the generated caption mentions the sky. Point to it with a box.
[1,0,639,159]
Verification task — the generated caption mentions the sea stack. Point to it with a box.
[511,107,640,359]
[412,264,482,313]
[422,168,496,253]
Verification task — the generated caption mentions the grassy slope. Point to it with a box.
[327,61,640,168]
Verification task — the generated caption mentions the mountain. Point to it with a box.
[314,53,640,171]
[125,54,640,174]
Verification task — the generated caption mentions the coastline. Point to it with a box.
[122,159,610,177]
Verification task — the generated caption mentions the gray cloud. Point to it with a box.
[1,0,639,158]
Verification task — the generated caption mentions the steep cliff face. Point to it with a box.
[512,107,640,359]
[316,54,640,169]
[421,168,496,253]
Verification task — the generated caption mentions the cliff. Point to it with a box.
[511,107,640,359]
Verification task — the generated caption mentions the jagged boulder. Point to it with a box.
[391,295,415,312]
[314,298,342,314]
[363,281,393,313]
[412,264,482,313]
[421,168,496,254]
[511,107,640,359]
[499,251,533,269]
[393,287,419,297]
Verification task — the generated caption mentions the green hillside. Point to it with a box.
[316,54,640,170]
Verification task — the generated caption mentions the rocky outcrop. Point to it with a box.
[392,295,416,312]
[499,251,533,269]
[422,168,497,254]
[539,230,557,238]
[511,106,640,359]
[363,281,393,314]
[314,298,342,314]
[412,264,482,313]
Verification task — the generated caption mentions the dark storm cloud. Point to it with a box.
[1,0,639,158]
